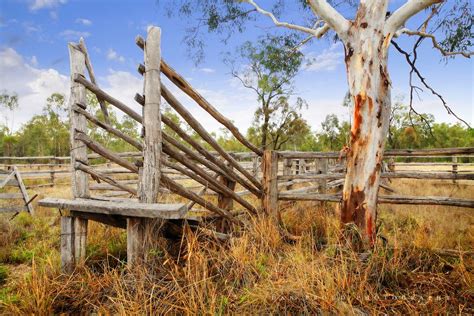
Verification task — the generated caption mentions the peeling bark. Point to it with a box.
[341,1,392,247]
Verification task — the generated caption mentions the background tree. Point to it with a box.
[0,91,19,136]
[228,35,310,150]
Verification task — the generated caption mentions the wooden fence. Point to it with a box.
[25,26,473,272]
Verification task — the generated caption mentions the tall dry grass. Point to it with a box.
[0,179,472,314]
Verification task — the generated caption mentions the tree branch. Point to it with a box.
[385,0,443,35]
[243,0,323,36]
[392,39,471,129]
[395,28,474,58]
[307,0,350,37]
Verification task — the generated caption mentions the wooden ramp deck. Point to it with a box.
[39,198,188,219]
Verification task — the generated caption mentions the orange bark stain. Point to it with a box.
[351,93,366,137]
[368,96,374,112]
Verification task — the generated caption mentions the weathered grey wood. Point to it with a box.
[278,172,474,181]
[160,60,262,156]
[127,217,144,265]
[139,25,162,204]
[163,143,258,214]
[78,38,110,123]
[71,211,126,229]
[277,147,474,159]
[163,159,223,195]
[0,205,26,212]
[69,43,89,266]
[90,180,137,190]
[283,158,293,190]
[0,193,23,199]
[315,158,328,193]
[39,198,188,218]
[73,105,142,150]
[75,162,137,195]
[160,114,261,197]
[161,85,262,190]
[135,37,261,156]
[61,216,75,273]
[161,175,238,223]
[74,74,143,123]
[0,171,17,189]
[278,192,474,207]
[13,167,34,214]
[262,150,278,220]
[75,132,139,173]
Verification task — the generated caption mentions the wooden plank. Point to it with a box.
[163,143,258,214]
[277,147,474,159]
[75,162,137,195]
[61,216,75,273]
[139,25,162,204]
[13,167,34,214]
[71,210,126,229]
[78,38,110,123]
[39,198,188,219]
[278,193,474,208]
[0,193,23,199]
[160,114,261,197]
[160,85,262,190]
[0,205,26,212]
[160,59,262,156]
[68,42,90,267]
[73,105,142,150]
[277,172,474,181]
[262,150,278,220]
[0,171,16,189]
[74,74,143,123]
[75,132,139,173]
[161,175,239,223]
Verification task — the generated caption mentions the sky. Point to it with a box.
[0,0,472,135]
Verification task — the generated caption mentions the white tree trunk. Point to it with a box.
[341,1,392,247]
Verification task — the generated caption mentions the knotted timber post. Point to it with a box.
[262,150,279,222]
[63,43,89,273]
[127,26,162,265]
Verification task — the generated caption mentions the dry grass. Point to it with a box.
[0,178,473,314]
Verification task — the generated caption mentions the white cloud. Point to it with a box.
[49,11,58,20]
[199,67,215,74]
[59,29,90,40]
[106,49,125,63]
[75,18,92,26]
[0,48,68,130]
[29,0,67,11]
[305,43,344,72]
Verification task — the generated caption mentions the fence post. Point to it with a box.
[262,150,279,221]
[452,156,458,183]
[283,158,293,190]
[128,26,162,266]
[217,160,236,232]
[64,42,89,272]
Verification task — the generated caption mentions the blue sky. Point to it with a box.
[0,0,472,134]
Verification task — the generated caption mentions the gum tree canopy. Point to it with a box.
[167,0,473,246]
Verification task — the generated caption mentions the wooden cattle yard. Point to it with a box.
[0,25,468,272]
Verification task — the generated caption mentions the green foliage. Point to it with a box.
[230,34,313,150]
[0,264,8,285]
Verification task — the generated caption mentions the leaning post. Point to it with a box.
[128,26,162,265]
[262,150,279,222]
[65,43,90,272]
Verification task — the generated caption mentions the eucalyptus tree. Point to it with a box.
[165,0,473,245]
[227,35,310,150]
